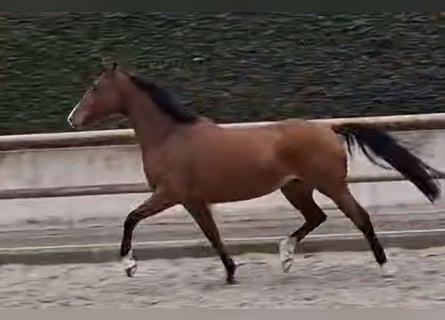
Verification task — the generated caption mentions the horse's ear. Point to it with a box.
[101,56,118,73]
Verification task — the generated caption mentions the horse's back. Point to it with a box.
[185,117,344,170]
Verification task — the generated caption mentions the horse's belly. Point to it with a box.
[200,168,298,203]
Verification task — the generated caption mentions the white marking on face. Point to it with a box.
[67,101,80,127]
[279,236,296,273]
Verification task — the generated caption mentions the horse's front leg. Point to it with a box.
[184,203,236,284]
[120,190,175,277]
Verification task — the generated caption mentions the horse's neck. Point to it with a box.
[126,97,178,153]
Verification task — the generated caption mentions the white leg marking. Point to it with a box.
[279,237,297,273]
[380,262,398,279]
[122,249,137,277]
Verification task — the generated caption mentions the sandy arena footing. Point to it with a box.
[1,247,445,308]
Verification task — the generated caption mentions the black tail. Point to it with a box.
[334,124,442,203]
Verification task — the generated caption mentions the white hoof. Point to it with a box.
[122,250,137,277]
[279,237,296,273]
[380,263,397,278]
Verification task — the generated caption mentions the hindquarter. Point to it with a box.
[275,120,348,188]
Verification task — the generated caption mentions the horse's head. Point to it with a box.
[68,59,126,128]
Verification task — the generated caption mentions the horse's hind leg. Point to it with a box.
[184,203,236,284]
[322,183,387,266]
[279,180,327,272]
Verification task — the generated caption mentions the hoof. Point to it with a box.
[126,264,137,277]
[279,237,296,273]
[226,277,238,285]
[122,249,137,277]
[225,257,237,284]
[380,262,397,278]
[281,258,294,274]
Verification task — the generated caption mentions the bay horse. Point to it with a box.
[68,62,441,284]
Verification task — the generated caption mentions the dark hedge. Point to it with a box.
[1,13,445,134]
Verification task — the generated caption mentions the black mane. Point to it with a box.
[128,74,198,124]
